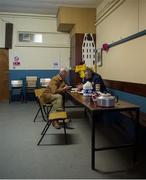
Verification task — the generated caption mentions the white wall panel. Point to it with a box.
[96,0,138,48]
[9,46,70,70]
[0,21,5,48]
[97,36,146,84]
[139,0,146,31]
[96,0,146,84]
[0,14,70,70]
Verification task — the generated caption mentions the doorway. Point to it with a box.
[0,49,9,101]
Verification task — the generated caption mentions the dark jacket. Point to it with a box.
[83,73,107,93]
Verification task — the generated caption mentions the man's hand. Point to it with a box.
[76,84,83,91]
[63,85,71,91]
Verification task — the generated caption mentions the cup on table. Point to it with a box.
[95,84,100,92]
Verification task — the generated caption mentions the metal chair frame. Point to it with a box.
[9,80,24,103]
[25,76,38,102]
[37,116,67,145]
[33,88,53,122]
[39,78,51,88]
[33,95,53,122]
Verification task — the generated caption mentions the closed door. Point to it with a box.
[0,49,9,101]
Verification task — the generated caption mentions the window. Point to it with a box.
[17,31,70,48]
[18,32,43,43]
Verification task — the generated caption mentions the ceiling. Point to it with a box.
[0,0,102,16]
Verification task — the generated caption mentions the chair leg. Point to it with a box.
[37,122,51,146]
[40,106,46,121]
[84,107,87,116]
[25,92,27,103]
[42,106,48,120]
[9,90,12,104]
[41,122,50,135]
[20,89,23,103]
[46,106,53,116]
[63,120,67,144]
[43,105,53,121]
[33,108,41,122]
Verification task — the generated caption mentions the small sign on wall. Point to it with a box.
[13,56,21,69]
[52,59,60,70]
[96,49,102,67]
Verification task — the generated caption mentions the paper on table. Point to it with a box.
[71,88,78,91]
[77,90,83,94]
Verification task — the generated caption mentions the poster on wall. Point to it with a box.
[52,59,61,70]
[96,49,102,67]
[13,55,21,69]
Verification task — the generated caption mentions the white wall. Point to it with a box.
[0,13,70,70]
[139,0,146,31]
[0,21,5,48]
[96,0,139,48]
[96,0,146,84]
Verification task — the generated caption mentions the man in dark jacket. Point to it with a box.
[77,68,107,93]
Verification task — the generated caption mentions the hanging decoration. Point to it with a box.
[82,33,96,69]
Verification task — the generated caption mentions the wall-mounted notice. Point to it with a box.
[13,56,21,69]
[52,60,60,69]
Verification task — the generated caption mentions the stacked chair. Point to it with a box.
[25,76,38,102]
[39,78,51,87]
[9,80,24,103]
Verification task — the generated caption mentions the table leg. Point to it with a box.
[133,109,140,163]
[91,112,95,170]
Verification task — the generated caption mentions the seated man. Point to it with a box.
[40,68,70,129]
[77,68,114,125]
[77,68,107,93]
